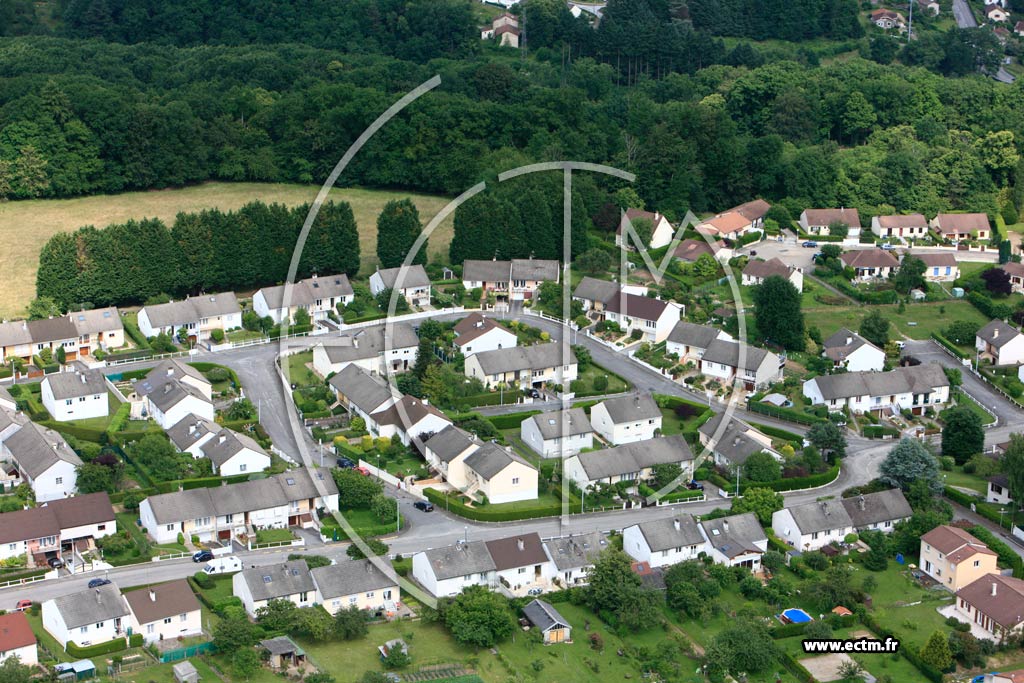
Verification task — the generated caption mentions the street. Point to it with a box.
[950,0,1017,83]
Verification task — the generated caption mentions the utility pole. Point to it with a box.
[735,466,741,498]
[907,0,914,42]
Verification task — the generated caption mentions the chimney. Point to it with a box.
[992,581,998,597]
[80,373,86,384]
[95,589,101,604]
[164,383,171,394]
[994,328,1000,339]
[673,519,680,531]
[218,434,227,444]
[149,589,156,602]
[858,495,865,511]
[517,538,525,552]
[723,519,729,532]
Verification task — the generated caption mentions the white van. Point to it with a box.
[203,556,242,575]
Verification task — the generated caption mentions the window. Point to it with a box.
[80,627,88,634]
[239,464,247,473]
[147,624,154,634]
[366,592,374,598]
[65,399,72,406]
[299,592,309,602]
[55,477,63,486]
[974,560,980,567]
[96,622,104,628]
[7,544,14,551]
[512,477,519,485]
[333,600,340,607]
[518,567,526,574]
[812,532,819,540]
[79,397,86,402]
[349,596,357,604]
[163,618,172,624]
[180,613,187,622]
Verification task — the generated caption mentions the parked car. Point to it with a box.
[192,550,214,563]
[686,480,704,491]
[802,241,818,248]
[881,243,897,251]
[336,457,355,469]
[203,556,243,575]
[527,587,544,596]
[47,557,64,569]
[354,466,371,476]
[87,578,111,589]
[748,250,757,256]
[14,600,31,612]
[525,388,541,398]
[413,501,434,512]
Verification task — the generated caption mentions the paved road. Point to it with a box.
[952,0,977,27]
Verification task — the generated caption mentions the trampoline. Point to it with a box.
[781,608,813,624]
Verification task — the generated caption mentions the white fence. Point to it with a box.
[358,460,427,501]
[151,551,191,563]
[340,307,465,332]
[0,570,57,589]
[248,538,305,551]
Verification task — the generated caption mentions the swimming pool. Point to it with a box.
[781,608,813,624]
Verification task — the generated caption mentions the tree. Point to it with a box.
[827,221,849,239]
[232,648,260,681]
[27,297,61,320]
[332,468,383,509]
[293,307,311,328]
[919,630,954,671]
[743,451,781,482]
[0,656,31,683]
[941,407,984,464]
[213,614,258,652]
[650,463,683,489]
[807,421,846,460]
[859,309,890,347]
[761,550,784,574]
[838,659,864,682]
[944,320,979,345]
[575,248,612,274]
[706,622,776,677]
[808,565,857,611]
[347,539,389,560]
[333,604,370,640]
[693,252,719,278]
[371,494,397,524]
[982,267,1013,296]
[1002,434,1024,506]
[752,275,805,351]
[585,548,661,628]
[443,585,516,647]
[376,199,426,268]
[893,256,926,293]
[256,598,298,632]
[879,438,942,492]
[413,337,435,380]
[629,217,653,248]
[730,487,783,525]
[75,462,116,494]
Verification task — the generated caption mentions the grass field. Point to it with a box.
[0,181,453,318]
[802,299,989,341]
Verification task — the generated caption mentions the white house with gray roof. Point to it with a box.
[698,412,780,471]
[976,320,1024,366]
[822,328,885,372]
[328,364,401,430]
[312,323,419,377]
[138,292,242,343]
[572,277,622,312]
[196,429,271,477]
[543,532,609,587]
[233,560,315,616]
[840,489,912,533]
[665,321,731,365]
[411,540,497,597]
[802,363,949,415]
[701,339,782,391]
[41,366,110,422]
[453,314,517,357]
[253,274,354,324]
[166,415,220,457]
[69,307,124,357]
[699,512,767,570]
[590,394,662,445]
[1,422,80,501]
[464,343,577,389]
[369,266,432,308]
[562,435,693,491]
[42,583,129,648]
[623,516,708,569]
[132,361,214,429]
[422,426,538,503]
[772,499,854,551]
[462,259,560,303]
[0,387,15,413]
[370,394,451,446]
[312,559,400,616]
[520,408,593,458]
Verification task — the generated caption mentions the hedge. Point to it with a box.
[967,524,1023,578]
[422,488,563,522]
[189,362,240,386]
[708,465,840,494]
[487,411,542,430]
[859,612,944,682]
[749,422,804,444]
[931,333,968,359]
[38,421,106,443]
[862,425,899,439]
[129,633,143,648]
[66,637,128,658]
[747,400,826,425]
[658,489,706,503]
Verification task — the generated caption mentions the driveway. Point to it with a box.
[735,235,817,270]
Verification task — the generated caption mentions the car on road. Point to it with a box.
[203,556,242,575]
[686,480,704,491]
[47,556,64,569]
[336,457,355,469]
[802,241,818,248]
[413,501,434,512]
[14,600,31,612]
[88,578,111,588]
[748,250,757,256]
[192,550,214,563]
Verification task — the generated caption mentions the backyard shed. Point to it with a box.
[522,599,572,644]
[172,661,199,683]
[261,636,306,670]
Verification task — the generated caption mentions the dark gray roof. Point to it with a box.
[51,583,129,629]
[632,516,705,552]
[700,512,766,559]
[43,369,107,400]
[572,277,620,304]
[571,435,693,481]
[26,317,78,343]
[977,320,1022,348]
[463,260,512,283]
[199,429,269,468]
[786,499,853,534]
[472,344,576,375]
[257,282,316,309]
[142,292,239,328]
[166,414,221,451]
[602,293,670,322]
[5,422,81,478]
[463,442,533,480]
[140,360,210,394]
[742,258,793,280]
[143,377,210,413]
[319,323,419,364]
[422,541,496,580]
[0,407,28,434]
[528,408,592,440]
[701,339,774,373]
[822,328,881,362]
[841,489,912,528]
[239,561,314,602]
[511,259,559,282]
[543,532,608,571]
[424,425,477,463]
[187,292,241,319]
[311,559,398,600]
[0,321,32,348]
[522,599,570,631]
[809,363,949,401]
[258,274,353,309]
[374,265,431,290]
[596,394,660,424]
[261,636,303,656]
[70,307,123,335]
[667,321,722,350]
[328,364,400,414]
[698,412,768,466]
[304,274,354,300]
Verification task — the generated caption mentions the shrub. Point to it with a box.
[592,375,608,392]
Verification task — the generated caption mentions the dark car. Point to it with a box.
[748,250,757,256]
[47,556,64,569]
[413,501,434,512]
[802,241,818,248]
[526,388,541,398]
[192,550,214,563]
[336,457,355,469]
[88,578,111,588]
[686,480,704,491]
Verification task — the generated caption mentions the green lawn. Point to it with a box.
[943,468,988,495]
[945,391,996,426]
[59,391,123,430]
[957,260,996,280]
[27,612,72,662]
[118,657,224,683]
[322,507,404,540]
[778,626,923,682]
[802,299,989,340]
[286,350,321,387]
[254,528,295,544]
[226,328,265,343]
[574,362,629,397]
[659,405,712,436]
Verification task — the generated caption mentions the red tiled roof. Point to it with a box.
[0,612,36,651]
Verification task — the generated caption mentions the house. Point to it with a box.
[510,259,561,301]
[908,252,959,282]
[955,575,1024,641]
[137,292,242,344]
[124,580,202,644]
[369,394,452,446]
[329,364,401,428]
[41,367,110,422]
[623,516,708,568]
[369,266,432,308]
[839,249,899,282]
[871,214,928,240]
[482,12,520,47]
[700,339,783,391]
[312,559,400,616]
[453,314,517,357]
[522,599,571,644]
[42,583,129,648]
[696,212,760,242]
[260,636,306,671]
[1005,262,1024,294]
[166,415,221,458]
[0,387,15,413]
[0,322,34,364]
[741,258,803,292]
[132,360,214,429]
[461,259,560,302]
[799,208,861,238]
[920,525,999,592]
[139,468,339,545]
[543,532,608,588]
[986,3,1010,22]
[562,435,694,491]
[411,540,497,597]
[976,320,1024,366]
[463,343,577,389]
[590,394,662,445]
[985,670,1024,683]
[69,307,124,357]
[1,422,81,501]
[26,317,79,362]
[571,278,622,312]
[616,209,675,250]
[700,512,767,570]
[840,489,912,533]
[422,426,538,503]
[988,474,1012,505]
[233,560,315,616]
[462,259,512,300]
[196,429,271,477]
[870,8,906,29]
[312,323,419,377]
[602,294,683,343]
[931,213,991,242]
[917,0,940,15]
[802,363,950,415]
[485,533,554,595]
[697,412,780,471]
[0,612,37,666]
[665,321,731,365]
[520,408,593,458]
[771,499,854,551]
[822,328,886,372]
[0,492,116,566]
[1017,19,1024,35]
[673,238,731,263]
[252,274,354,324]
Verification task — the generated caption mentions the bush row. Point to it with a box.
[862,425,899,439]
[657,489,706,503]
[748,422,804,444]
[65,637,128,658]
[708,464,840,495]
[487,411,542,431]
[422,489,562,522]
[746,400,827,425]
[859,612,943,683]
[931,332,968,359]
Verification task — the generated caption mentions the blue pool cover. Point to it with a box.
[782,608,812,623]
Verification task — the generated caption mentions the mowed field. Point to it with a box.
[0,182,453,318]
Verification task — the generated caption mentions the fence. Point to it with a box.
[248,537,305,551]
[159,642,215,663]
[340,306,465,331]
[0,571,54,589]
[150,551,190,563]
[104,349,194,367]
